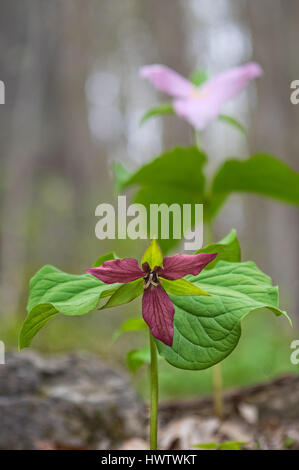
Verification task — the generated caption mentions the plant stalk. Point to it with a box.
[193,128,225,419]
[212,362,224,419]
[149,330,159,450]
[205,220,224,420]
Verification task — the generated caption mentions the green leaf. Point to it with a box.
[93,251,119,267]
[124,146,206,193]
[160,277,210,296]
[193,441,246,450]
[196,229,241,269]
[101,278,144,309]
[140,102,174,125]
[211,154,299,217]
[219,441,247,450]
[122,146,207,252]
[19,265,120,350]
[126,347,151,373]
[142,239,163,269]
[112,317,147,342]
[113,161,132,193]
[156,260,290,370]
[189,69,209,87]
[218,114,246,135]
[193,442,218,450]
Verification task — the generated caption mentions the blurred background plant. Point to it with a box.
[1,0,299,400]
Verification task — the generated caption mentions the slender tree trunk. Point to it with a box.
[0,1,46,315]
[246,0,299,320]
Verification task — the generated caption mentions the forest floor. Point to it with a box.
[119,374,299,450]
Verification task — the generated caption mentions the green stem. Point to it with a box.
[194,129,224,419]
[205,219,224,420]
[193,128,202,149]
[149,330,159,450]
[212,362,223,419]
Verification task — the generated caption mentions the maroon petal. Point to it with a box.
[159,253,217,280]
[87,258,144,284]
[142,285,175,346]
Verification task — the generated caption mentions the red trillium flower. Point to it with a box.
[87,240,217,346]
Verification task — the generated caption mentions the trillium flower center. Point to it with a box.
[143,270,160,289]
[190,88,208,100]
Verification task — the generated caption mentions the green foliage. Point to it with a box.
[140,102,174,125]
[19,265,119,350]
[194,441,246,450]
[113,161,132,193]
[120,146,206,252]
[196,229,241,269]
[93,251,118,267]
[112,317,147,342]
[114,148,299,240]
[124,146,206,193]
[160,277,209,296]
[101,279,144,309]
[189,68,209,87]
[211,154,299,217]
[218,114,246,135]
[156,260,290,370]
[126,347,151,373]
[142,238,163,269]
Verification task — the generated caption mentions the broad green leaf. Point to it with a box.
[189,69,209,87]
[126,347,151,373]
[156,260,290,370]
[218,114,246,135]
[122,146,207,252]
[93,251,119,267]
[113,161,132,193]
[140,102,174,125]
[112,317,147,342]
[196,229,241,269]
[160,277,209,297]
[19,265,120,350]
[142,239,163,269]
[210,154,299,217]
[124,146,206,193]
[101,278,144,309]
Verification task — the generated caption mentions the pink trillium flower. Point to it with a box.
[140,62,262,130]
[87,241,217,346]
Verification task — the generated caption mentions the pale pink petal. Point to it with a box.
[201,62,263,106]
[174,62,262,130]
[140,64,194,98]
[159,253,217,280]
[174,97,220,130]
[142,285,175,346]
[87,258,144,284]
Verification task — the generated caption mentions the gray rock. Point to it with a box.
[0,351,145,449]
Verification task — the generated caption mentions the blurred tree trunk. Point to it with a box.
[58,0,97,192]
[142,0,192,149]
[0,1,46,315]
[245,0,299,318]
